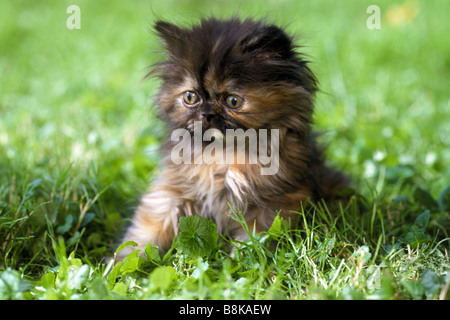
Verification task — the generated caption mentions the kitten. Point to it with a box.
[117,18,348,259]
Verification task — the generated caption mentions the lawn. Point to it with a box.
[0,0,449,301]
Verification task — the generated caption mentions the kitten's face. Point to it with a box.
[152,18,317,136]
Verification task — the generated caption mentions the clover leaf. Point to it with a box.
[176,216,218,258]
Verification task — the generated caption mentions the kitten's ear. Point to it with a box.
[154,21,185,51]
[240,25,294,60]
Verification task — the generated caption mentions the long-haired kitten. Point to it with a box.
[117,18,348,259]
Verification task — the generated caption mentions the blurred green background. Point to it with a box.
[1,0,449,262]
[2,0,449,187]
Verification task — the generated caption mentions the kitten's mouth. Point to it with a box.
[203,121,225,133]
[187,118,228,134]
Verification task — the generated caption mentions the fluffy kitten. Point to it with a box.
[117,18,348,259]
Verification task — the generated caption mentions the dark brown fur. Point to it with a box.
[117,18,348,258]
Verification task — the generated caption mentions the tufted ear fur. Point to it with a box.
[239,25,295,60]
[154,21,186,53]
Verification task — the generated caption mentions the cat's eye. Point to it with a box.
[224,95,243,109]
[182,91,200,106]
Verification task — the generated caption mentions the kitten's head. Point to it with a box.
[151,18,317,136]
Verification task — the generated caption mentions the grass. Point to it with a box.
[1,0,449,300]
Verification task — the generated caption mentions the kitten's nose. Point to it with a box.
[202,113,215,123]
